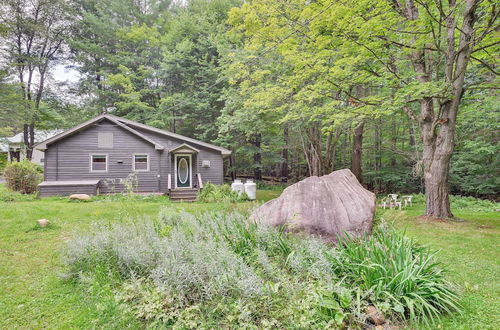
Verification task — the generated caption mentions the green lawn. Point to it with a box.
[0,187,498,329]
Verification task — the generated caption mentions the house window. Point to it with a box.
[90,154,108,172]
[133,154,149,171]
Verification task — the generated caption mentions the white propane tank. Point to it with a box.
[231,179,245,195]
[244,179,257,200]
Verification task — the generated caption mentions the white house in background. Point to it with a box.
[4,130,63,166]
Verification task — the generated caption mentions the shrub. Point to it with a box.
[3,160,43,194]
[0,152,7,172]
[198,183,249,203]
[64,210,460,327]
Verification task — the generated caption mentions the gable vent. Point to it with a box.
[98,132,114,148]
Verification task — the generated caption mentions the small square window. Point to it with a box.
[133,154,149,171]
[91,154,107,172]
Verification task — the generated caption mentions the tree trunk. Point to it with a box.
[252,134,262,180]
[23,123,35,160]
[351,121,364,183]
[229,153,236,181]
[421,106,454,218]
[281,126,289,180]
[308,123,323,176]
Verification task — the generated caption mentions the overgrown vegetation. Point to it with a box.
[3,160,42,194]
[0,153,7,172]
[198,183,249,203]
[64,210,459,327]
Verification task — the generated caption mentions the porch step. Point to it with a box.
[169,188,199,202]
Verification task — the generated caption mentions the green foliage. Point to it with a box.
[0,183,38,202]
[332,225,460,323]
[91,193,170,203]
[0,153,7,172]
[198,183,249,203]
[64,209,459,327]
[3,161,43,194]
[450,196,499,213]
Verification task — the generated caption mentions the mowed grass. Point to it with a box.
[381,206,500,329]
[0,185,498,329]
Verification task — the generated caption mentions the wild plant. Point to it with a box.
[64,209,461,327]
[330,224,460,323]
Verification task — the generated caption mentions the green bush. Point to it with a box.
[3,160,43,194]
[0,153,7,172]
[64,211,460,328]
[198,183,249,203]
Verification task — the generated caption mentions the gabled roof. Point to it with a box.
[35,115,163,151]
[170,143,200,154]
[105,114,231,155]
[7,130,64,145]
[35,114,231,156]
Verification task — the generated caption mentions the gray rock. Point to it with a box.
[69,194,91,201]
[37,219,50,227]
[366,305,386,325]
[250,169,375,242]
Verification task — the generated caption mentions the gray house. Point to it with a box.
[36,114,230,199]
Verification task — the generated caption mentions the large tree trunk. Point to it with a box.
[351,121,364,183]
[421,100,455,218]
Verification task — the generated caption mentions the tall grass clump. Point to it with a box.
[330,224,460,323]
[64,210,460,327]
[198,183,249,203]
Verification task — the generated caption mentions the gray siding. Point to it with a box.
[39,184,97,197]
[135,128,224,186]
[44,120,161,193]
[42,118,224,195]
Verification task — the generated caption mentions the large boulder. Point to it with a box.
[251,169,375,242]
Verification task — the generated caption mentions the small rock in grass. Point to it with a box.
[69,194,91,201]
[366,305,385,325]
[37,219,50,227]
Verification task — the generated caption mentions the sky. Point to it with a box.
[52,63,80,83]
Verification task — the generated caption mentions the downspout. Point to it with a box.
[55,145,59,180]
[157,149,162,193]
[43,149,47,181]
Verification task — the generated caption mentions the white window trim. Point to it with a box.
[90,154,108,173]
[133,153,150,172]
[174,154,192,189]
